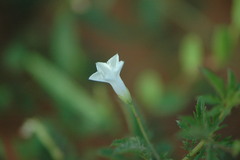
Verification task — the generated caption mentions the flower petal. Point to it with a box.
[116,61,124,74]
[89,72,106,82]
[107,54,119,68]
[96,62,111,74]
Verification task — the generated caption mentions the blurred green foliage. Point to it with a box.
[137,0,164,30]
[180,34,203,77]
[212,26,232,67]
[135,70,187,116]
[135,70,164,108]
[24,53,114,133]
[51,11,87,75]
[231,0,240,31]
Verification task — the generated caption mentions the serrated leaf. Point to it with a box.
[177,116,195,130]
[201,68,225,98]
[207,105,222,118]
[194,97,206,122]
[177,115,209,140]
[110,137,152,160]
[200,94,221,105]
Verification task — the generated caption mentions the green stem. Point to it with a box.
[182,140,206,160]
[121,101,135,134]
[127,101,160,160]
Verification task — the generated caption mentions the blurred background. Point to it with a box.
[0,0,240,159]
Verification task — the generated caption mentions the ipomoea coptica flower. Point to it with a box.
[89,54,131,102]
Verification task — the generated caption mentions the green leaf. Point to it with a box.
[201,68,225,98]
[177,116,195,130]
[178,97,222,143]
[177,116,209,140]
[227,69,236,90]
[194,97,206,121]
[212,26,232,67]
[200,94,221,105]
[226,70,239,104]
[110,137,152,160]
[180,34,203,76]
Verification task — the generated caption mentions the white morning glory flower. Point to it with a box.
[89,54,131,102]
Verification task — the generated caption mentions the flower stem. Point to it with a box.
[127,101,160,160]
[120,101,135,134]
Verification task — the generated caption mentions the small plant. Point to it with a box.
[89,54,240,160]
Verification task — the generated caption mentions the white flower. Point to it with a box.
[89,54,131,102]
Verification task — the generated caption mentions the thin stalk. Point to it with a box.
[127,101,160,160]
[182,140,206,160]
[120,101,135,134]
